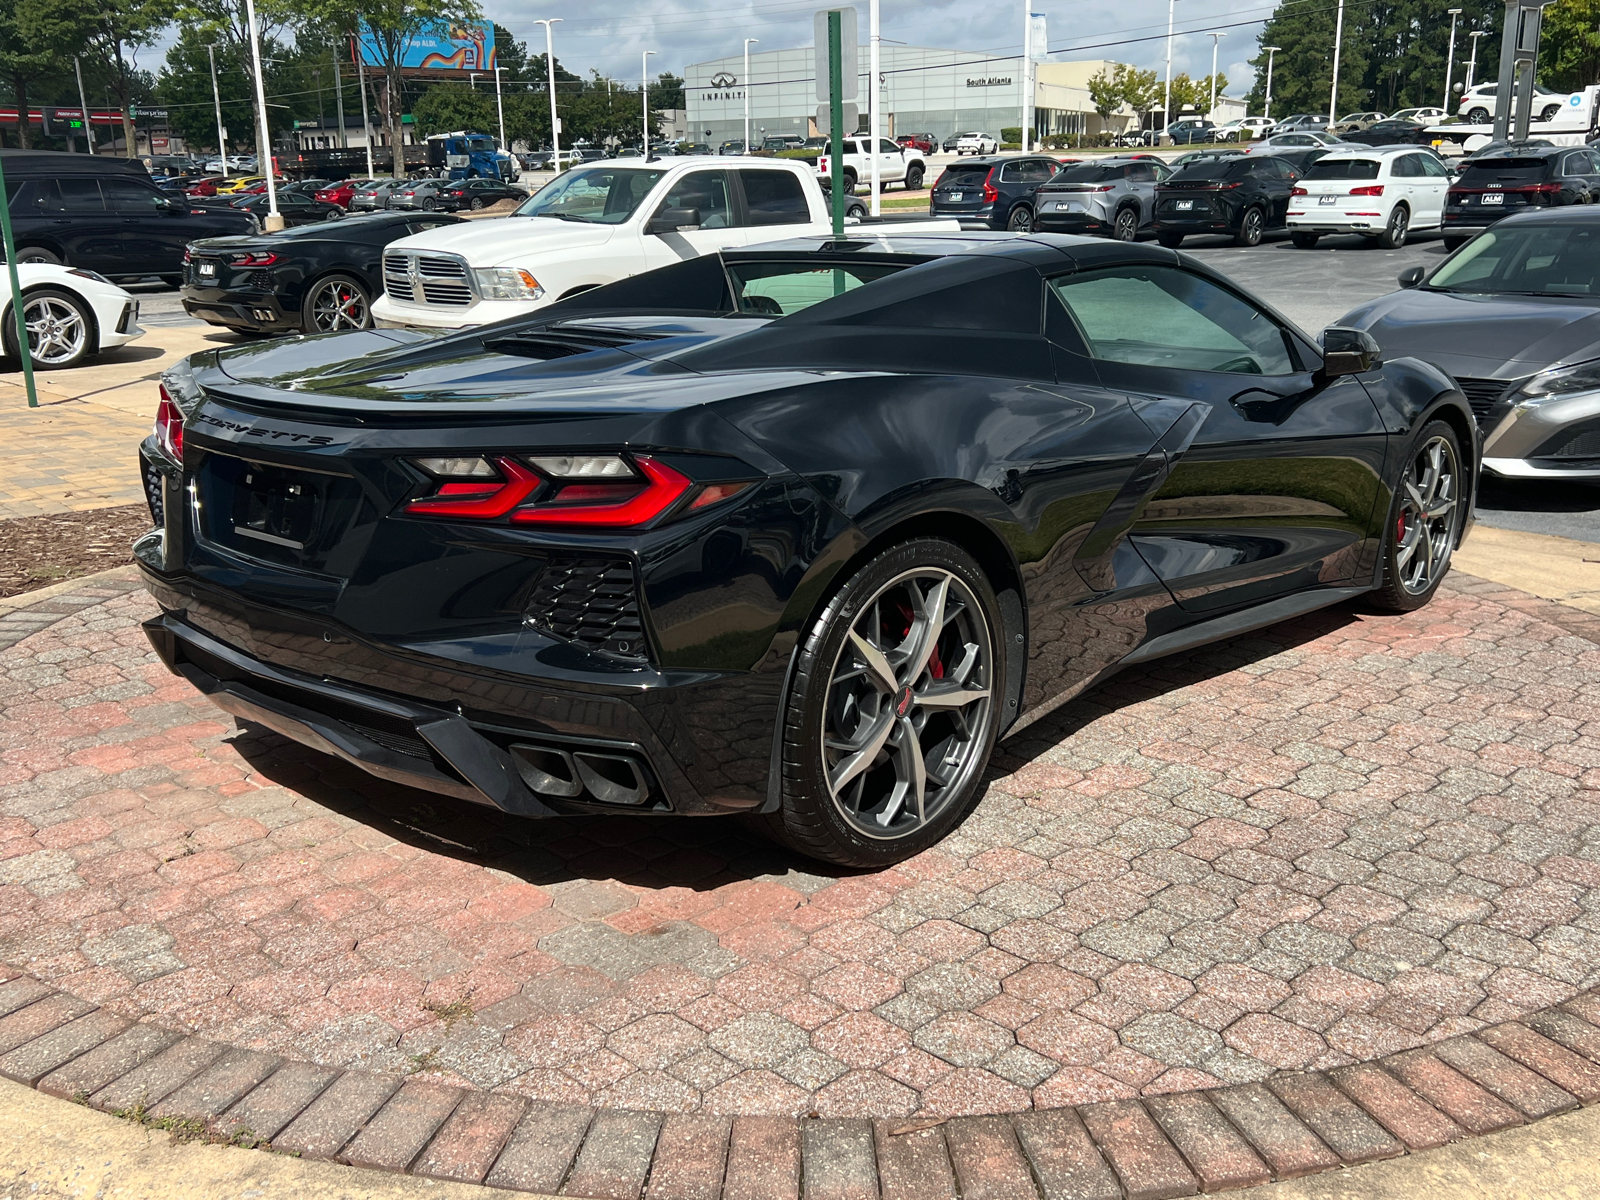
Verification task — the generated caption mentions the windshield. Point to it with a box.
[514,167,666,224]
[1055,163,1117,182]
[1459,157,1551,183]
[1305,158,1381,180]
[1429,222,1600,295]
[725,260,907,316]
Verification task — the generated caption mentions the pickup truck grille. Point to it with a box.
[382,252,474,306]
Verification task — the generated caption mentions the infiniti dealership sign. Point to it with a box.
[966,76,1013,87]
[703,72,744,101]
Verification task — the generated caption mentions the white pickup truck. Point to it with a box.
[372,157,840,329]
[814,136,929,192]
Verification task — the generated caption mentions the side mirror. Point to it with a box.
[647,206,701,235]
[1398,265,1426,288]
[1320,326,1382,376]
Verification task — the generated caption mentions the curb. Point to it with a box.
[2,965,1599,1197]
[0,562,142,616]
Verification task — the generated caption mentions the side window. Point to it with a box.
[1416,155,1449,177]
[1022,159,1056,183]
[878,138,899,154]
[22,180,64,212]
[1388,156,1413,178]
[1564,152,1591,176]
[661,169,733,228]
[999,160,1024,183]
[101,177,165,212]
[1127,162,1156,183]
[1049,265,1296,376]
[738,169,810,226]
[58,179,106,213]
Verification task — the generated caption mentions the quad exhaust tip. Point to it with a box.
[509,743,651,806]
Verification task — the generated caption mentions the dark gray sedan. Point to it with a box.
[349,179,408,211]
[1340,207,1600,480]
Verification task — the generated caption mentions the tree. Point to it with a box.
[1085,62,1159,131]
[411,82,493,136]
[23,0,175,156]
[0,0,71,149]
[1540,0,1600,93]
[1169,72,1228,114]
[1087,68,1122,125]
[653,72,684,110]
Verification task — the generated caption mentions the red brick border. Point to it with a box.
[4,963,1599,1197]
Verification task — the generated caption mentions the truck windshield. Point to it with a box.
[515,167,666,224]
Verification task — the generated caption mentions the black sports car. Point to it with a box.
[182,211,463,335]
[137,234,1478,867]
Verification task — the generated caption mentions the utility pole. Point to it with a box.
[744,38,759,155]
[1208,32,1221,120]
[243,0,280,230]
[643,50,656,157]
[534,20,563,168]
[74,58,95,155]
[333,51,346,151]
[1162,0,1175,138]
[1263,46,1280,120]
[1330,0,1346,123]
[207,44,228,176]
[1444,9,1463,110]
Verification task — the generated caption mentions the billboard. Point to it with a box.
[356,22,495,72]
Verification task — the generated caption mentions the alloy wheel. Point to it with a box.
[1383,206,1408,248]
[1395,434,1460,595]
[1238,208,1263,246]
[821,568,994,841]
[22,296,87,366]
[1114,208,1138,241]
[308,279,370,332]
[1007,205,1033,232]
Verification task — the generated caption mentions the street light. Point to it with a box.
[643,50,656,158]
[74,57,94,155]
[242,0,279,230]
[1207,32,1222,120]
[1444,9,1463,110]
[744,38,758,154]
[1162,0,1175,135]
[1262,46,1281,121]
[871,0,882,211]
[469,73,478,90]
[533,19,563,171]
[1466,29,1488,90]
[494,66,506,157]
[206,43,228,177]
[1329,0,1346,123]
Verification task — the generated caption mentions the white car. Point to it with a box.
[1391,107,1448,125]
[954,132,998,155]
[1286,146,1452,249]
[372,157,836,329]
[1456,82,1569,125]
[1226,117,1276,141]
[1248,131,1347,153]
[1,264,144,370]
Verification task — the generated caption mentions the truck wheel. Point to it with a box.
[905,164,924,190]
[843,170,857,191]
[15,246,61,265]
[1467,107,1489,124]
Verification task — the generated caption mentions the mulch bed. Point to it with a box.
[0,505,148,599]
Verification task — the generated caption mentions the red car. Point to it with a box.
[313,179,376,210]
[896,133,935,155]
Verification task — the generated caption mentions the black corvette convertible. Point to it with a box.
[136,233,1477,866]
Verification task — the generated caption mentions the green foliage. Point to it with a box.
[1000,126,1022,142]
[411,82,495,136]
[653,72,684,110]
[1086,62,1161,121]
[1540,0,1600,93]
[1169,72,1229,113]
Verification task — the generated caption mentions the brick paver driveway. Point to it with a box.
[4,572,1600,1121]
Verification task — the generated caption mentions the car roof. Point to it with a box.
[1469,145,1566,160]
[1316,144,1425,155]
[0,148,147,177]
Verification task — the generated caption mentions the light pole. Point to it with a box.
[1162,0,1175,136]
[1208,32,1221,120]
[1329,0,1346,123]
[243,0,279,230]
[744,38,758,154]
[494,66,506,155]
[333,50,347,150]
[1263,46,1280,121]
[533,19,563,170]
[1444,8,1463,110]
[74,57,95,155]
[206,43,228,177]
[356,45,375,179]
[1466,28,1487,89]
[870,0,882,211]
[642,50,656,158]
[470,73,478,90]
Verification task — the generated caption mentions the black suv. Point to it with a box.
[1153,153,1302,247]
[3,149,254,283]
[929,155,1064,231]
[1444,146,1600,249]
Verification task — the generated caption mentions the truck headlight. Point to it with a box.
[1511,357,1600,407]
[472,267,545,301]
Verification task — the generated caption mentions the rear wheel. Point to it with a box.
[301,273,372,334]
[421,196,438,211]
[1007,204,1034,232]
[1540,104,1562,122]
[1467,106,1490,124]
[470,197,487,211]
[15,246,61,265]
[765,538,1003,867]
[1377,204,1409,249]
[1233,206,1265,246]
[1443,235,1467,251]
[1369,419,1464,612]
[1,286,94,369]
[1157,232,1185,248]
[1290,232,1321,249]
[1113,206,1139,241]
[905,163,924,190]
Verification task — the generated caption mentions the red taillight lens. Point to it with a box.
[1350,185,1384,196]
[155,387,183,460]
[512,456,692,527]
[982,169,998,204]
[1290,186,1308,196]
[229,251,280,267]
[406,458,540,517]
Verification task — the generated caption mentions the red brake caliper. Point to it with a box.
[890,599,944,679]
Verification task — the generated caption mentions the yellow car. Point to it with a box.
[211,175,265,195]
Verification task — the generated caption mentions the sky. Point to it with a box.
[480,0,1276,95]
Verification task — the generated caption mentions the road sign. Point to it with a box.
[814,8,858,102]
[814,101,859,136]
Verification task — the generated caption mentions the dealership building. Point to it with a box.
[683,47,1157,146]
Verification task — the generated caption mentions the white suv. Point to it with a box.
[371,158,834,329]
[1286,146,1452,249]
[954,132,998,155]
[1457,82,1568,125]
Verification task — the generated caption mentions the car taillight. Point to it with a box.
[513,456,692,527]
[1290,186,1308,196]
[228,251,279,266]
[182,247,193,263]
[154,387,183,460]
[1350,185,1384,196]
[1090,184,1115,192]
[405,453,699,528]
[982,168,998,203]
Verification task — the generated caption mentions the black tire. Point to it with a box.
[470,197,486,211]
[159,274,184,288]
[1,286,95,369]
[1290,232,1321,249]
[846,199,868,219]
[905,164,924,190]
[1234,206,1265,247]
[1540,104,1562,122]
[15,246,61,266]
[421,196,438,211]
[1377,204,1409,249]
[764,538,1005,868]
[1443,236,1467,251]
[300,273,372,334]
[1467,107,1489,124]
[1007,204,1034,232]
[1112,206,1139,242]
[1368,419,1465,612]
[1157,232,1185,248]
